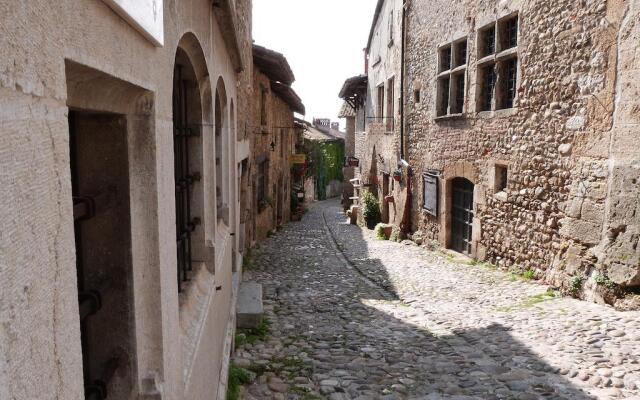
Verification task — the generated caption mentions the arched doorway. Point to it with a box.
[451,178,474,254]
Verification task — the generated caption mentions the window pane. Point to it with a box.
[482,26,496,56]
[505,17,518,49]
[454,41,467,67]
[497,58,517,110]
[481,64,496,111]
[440,46,451,72]
[437,77,450,116]
[453,74,465,113]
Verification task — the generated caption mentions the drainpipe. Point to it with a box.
[399,0,413,237]
[400,0,407,160]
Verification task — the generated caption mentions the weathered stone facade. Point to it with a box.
[245,45,304,244]
[0,0,252,398]
[341,0,406,227]
[403,0,640,305]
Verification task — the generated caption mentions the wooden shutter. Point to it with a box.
[423,173,438,216]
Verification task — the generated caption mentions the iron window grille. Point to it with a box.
[481,26,496,57]
[436,38,468,118]
[477,14,519,112]
[480,64,496,111]
[500,15,519,51]
[502,58,518,109]
[173,65,201,292]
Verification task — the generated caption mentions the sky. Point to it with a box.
[253,0,378,127]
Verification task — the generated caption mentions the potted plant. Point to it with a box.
[361,190,382,229]
[393,169,402,182]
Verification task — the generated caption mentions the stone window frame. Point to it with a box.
[475,13,520,114]
[435,37,468,118]
[491,161,510,202]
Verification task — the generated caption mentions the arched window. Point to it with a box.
[215,78,230,226]
[172,43,209,290]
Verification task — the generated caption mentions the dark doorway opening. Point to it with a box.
[382,173,390,223]
[69,110,134,400]
[451,177,474,255]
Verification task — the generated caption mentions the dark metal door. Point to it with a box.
[451,178,474,254]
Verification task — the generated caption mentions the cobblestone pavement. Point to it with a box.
[234,199,640,400]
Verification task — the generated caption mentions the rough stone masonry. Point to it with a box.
[403,0,640,307]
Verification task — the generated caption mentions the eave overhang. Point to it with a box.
[271,81,305,115]
[212,0,244,72]
[253,44,295,85]
[339,74,368,109]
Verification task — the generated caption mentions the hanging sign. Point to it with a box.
[103,0,164,46]
[290,154,306,164]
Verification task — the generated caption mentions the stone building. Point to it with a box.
[340,0,407,228]
[245,44,305,244]
[0,0,253,398]
[402,0,640,305]
[340,0,639,306]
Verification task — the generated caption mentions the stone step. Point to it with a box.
[236,281,263,329]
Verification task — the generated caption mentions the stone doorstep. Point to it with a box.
[237,281,264,329]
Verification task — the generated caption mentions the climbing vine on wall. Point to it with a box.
[302,140,345,200]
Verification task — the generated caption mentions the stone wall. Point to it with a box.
[404,0,639,305]
[0,0,251,398]
[248,68,296,243]
[353,0,406,226]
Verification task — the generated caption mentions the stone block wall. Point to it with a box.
[404,0,639,303]
[0,0,253,398]
[248,68,296,243]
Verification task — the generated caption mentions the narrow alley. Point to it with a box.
[235,200,640,400]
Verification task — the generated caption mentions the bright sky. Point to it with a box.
[253,0,378,127]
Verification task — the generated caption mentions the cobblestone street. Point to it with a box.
[234,200,640,400]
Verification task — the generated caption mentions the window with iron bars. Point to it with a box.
[435,38,468,117]
[476,14,519,112]
[501,58,518,109]
[479,64,496,112]
[173,64,201,292]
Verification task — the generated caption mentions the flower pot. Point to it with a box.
[383,226,393,238]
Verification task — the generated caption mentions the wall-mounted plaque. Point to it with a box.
[103,0,164,47]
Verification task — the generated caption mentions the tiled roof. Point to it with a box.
[271,81,305,115]
[253,44,295,85]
